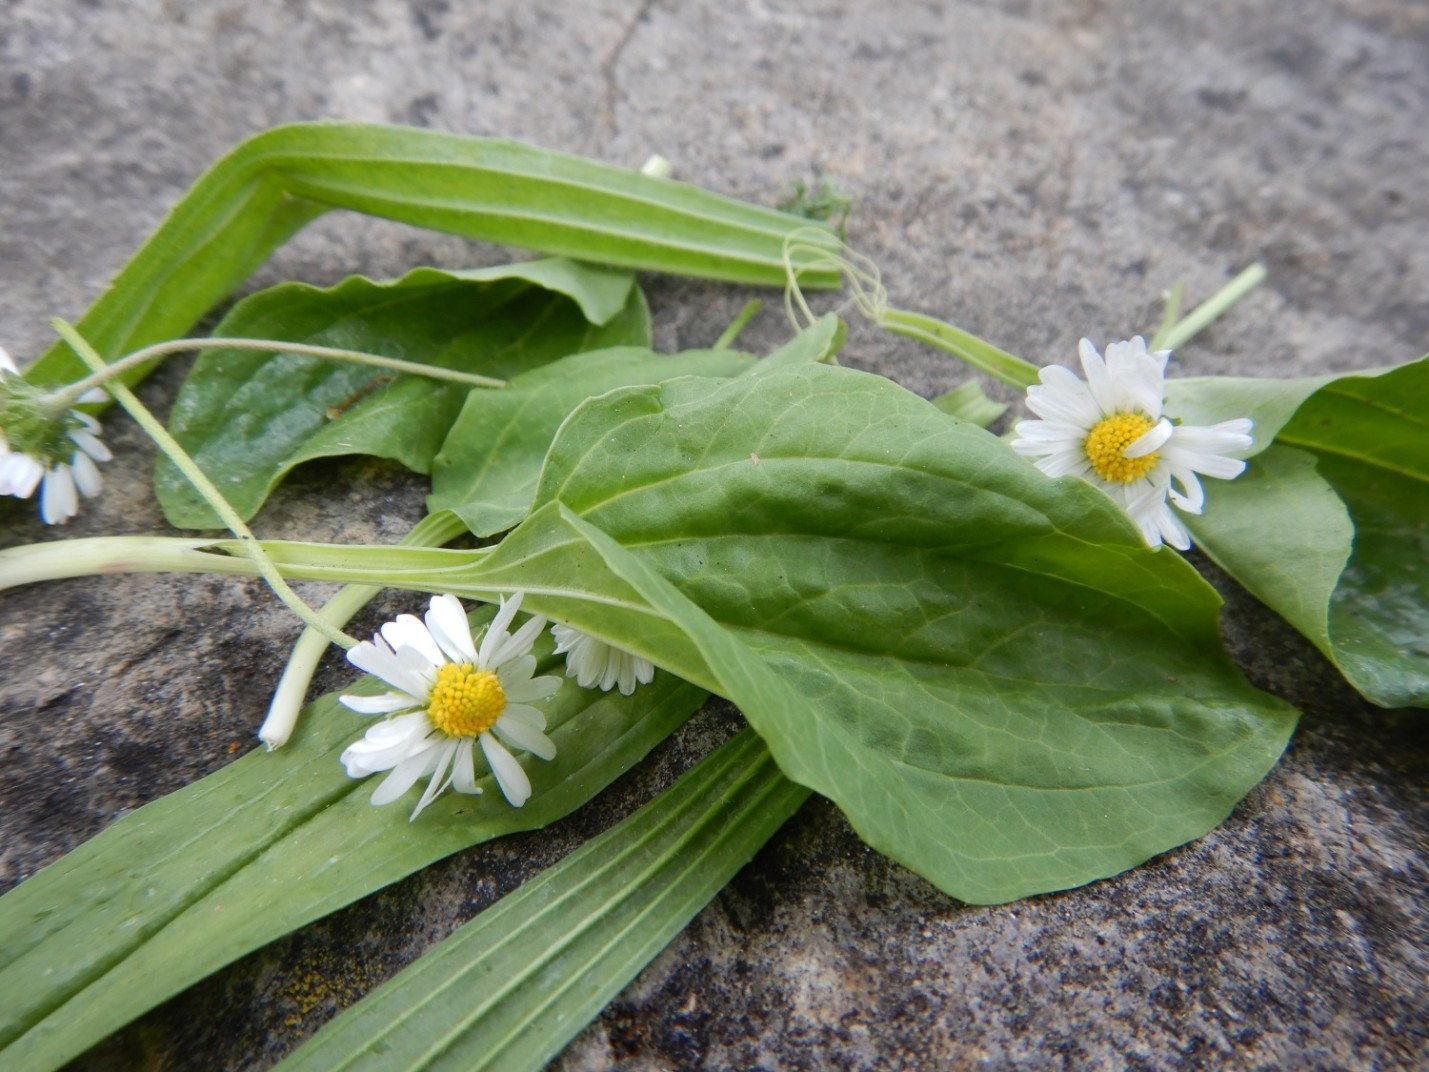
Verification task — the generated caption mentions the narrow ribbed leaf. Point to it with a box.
[277,730,807,1072]
[25,122,839,391]
[0,613,707,1072]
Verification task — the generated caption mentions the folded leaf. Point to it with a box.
[26,123,839,392]
[1174,358,1428,707]
[156,260,649,528]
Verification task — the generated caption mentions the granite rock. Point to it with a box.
[1,1,1425,1069]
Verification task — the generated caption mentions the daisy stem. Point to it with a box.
[258,509,470,750]
[877,308,1041,389]
[0,535,248,589]
[42,336,506,415]
[712,300,762,350]
[1150,263,1267,352]
[0,534,489,589]
[51,319,360,650]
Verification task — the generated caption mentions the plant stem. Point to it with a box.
[1150,263,1267,352]
[879,308,1041,389]
[44,336,505,414]
[713,300,762,350]
[51,320,358,649]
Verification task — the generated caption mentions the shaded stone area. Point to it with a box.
[1,1,1425,1069]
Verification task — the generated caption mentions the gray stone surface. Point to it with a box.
[1,1,1425,1069]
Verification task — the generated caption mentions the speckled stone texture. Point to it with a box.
[1,1,1425,1069]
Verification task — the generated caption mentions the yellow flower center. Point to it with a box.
[427,662,506,738]
[1083,413,1161,484]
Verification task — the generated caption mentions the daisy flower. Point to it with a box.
[1010,337,1253,550]
[339,592,562,818]
[0,346,111,524]
[551,622,655,696]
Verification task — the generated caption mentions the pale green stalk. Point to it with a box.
[878,308,1040,388]
[44,337,504,414]
[713,299,763,350]
[0,535,239,590]
[258,510,469,749]
[0,536,491,595]
[51,320,357,649]
[1150,263,1268,351]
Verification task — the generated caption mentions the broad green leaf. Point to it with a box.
[278,730,808,1072]
[0,613,707,1072]
[429,347,753,537]
[1176,358,1428,707]
[428,315,849,538]
[450,363,1298,904]
[156,260,649,528]
[26,122,840,392]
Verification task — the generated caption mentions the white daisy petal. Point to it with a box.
[506,674,563,706]
[493,713,558,761]
[339,691,419,715]
[346,638,403,682]
[341,713,432,775]
[550,622,655,695]
[1164,418,1255,459]
[70,451,103,498]
[0,452,44,497]
[425,594,478,664]
[70,428,113,463]
[381,614,444,667]
[410,740,459,819]
[1124,418,1174,459]
[489,613,548,669]
[347,639,430,699]
[501,703,549,732]
[480,732,532,807]
[451,738,482,795]
[1166,471,1208,514]
[392,644,441,689]
[40,464,79,525]
[0,347,17,374]
[370,745,441,805]
[477,592,524,667]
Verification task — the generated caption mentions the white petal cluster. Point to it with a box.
[339,592,561,818]
[0,347,111,524]
[1010,337,1253,549]
[551,623,655,696]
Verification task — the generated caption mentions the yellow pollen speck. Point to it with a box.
[1084,413,1160,484]
[427,662,506,738]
